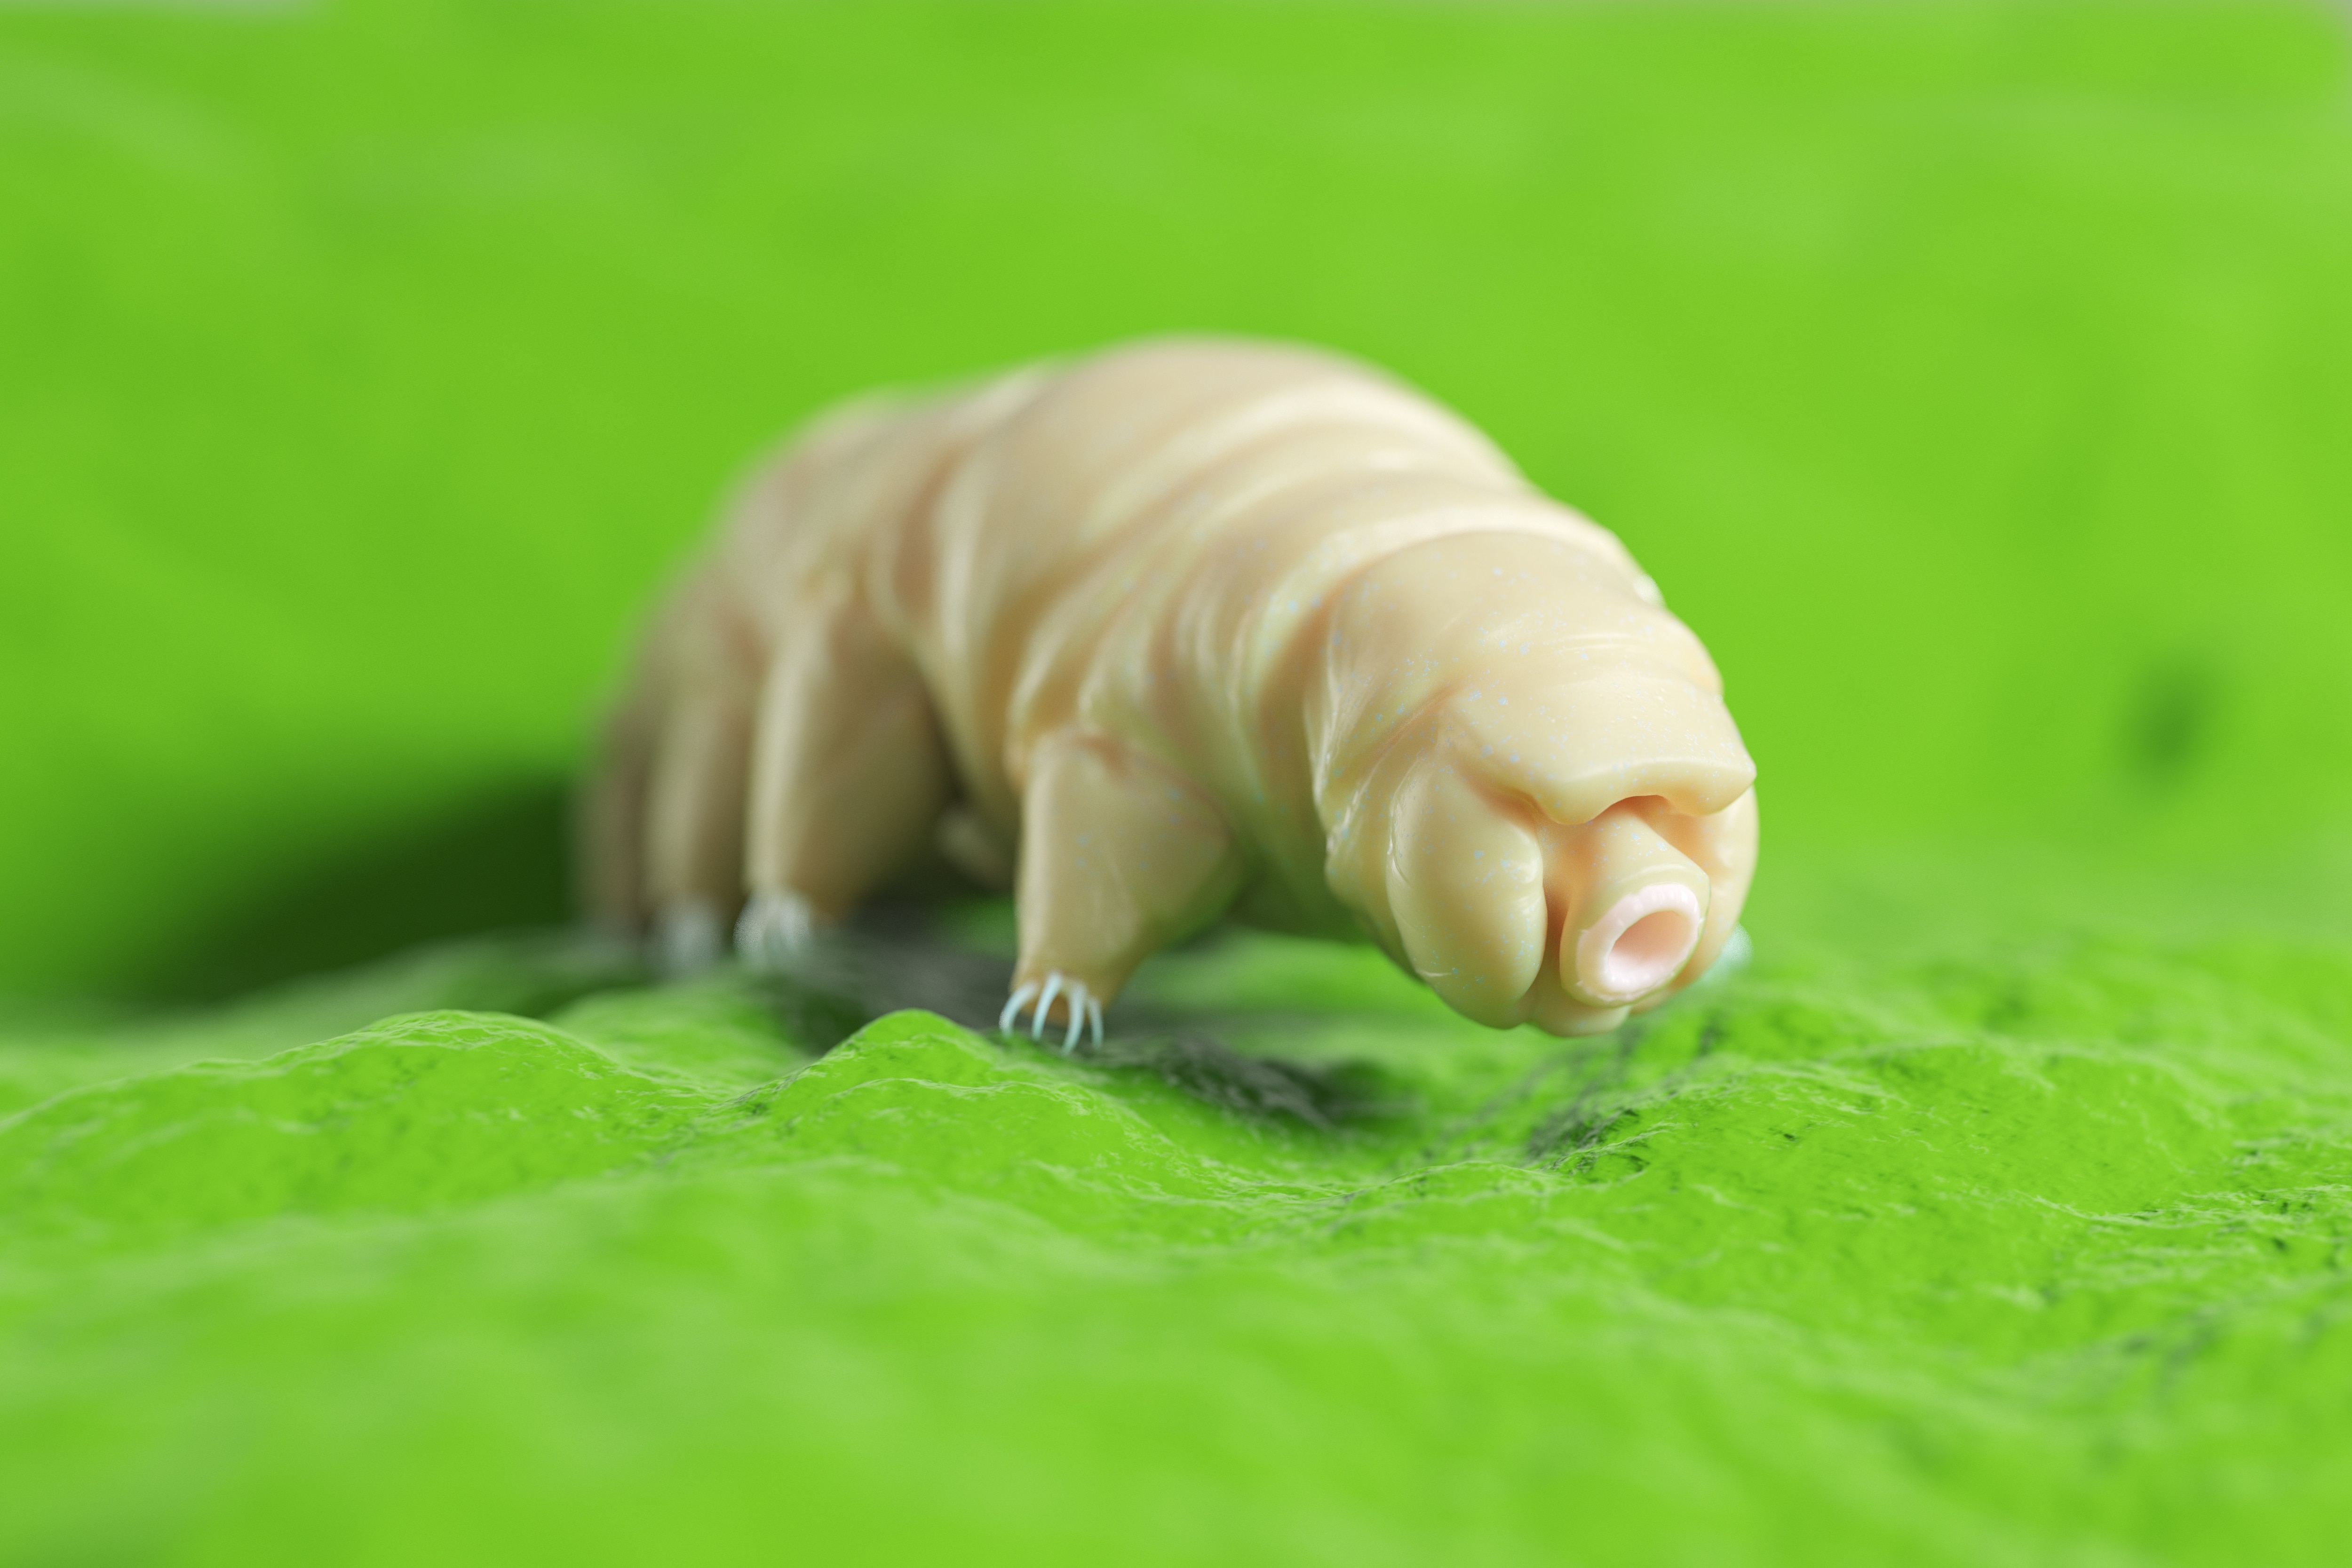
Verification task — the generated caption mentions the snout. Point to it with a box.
[1375,757,1721,1033]
[1550,802,1711,1010]
[1572,879,1705,1005]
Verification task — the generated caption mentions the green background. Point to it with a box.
[4,1,2352,1562]
[8,0,2352,997]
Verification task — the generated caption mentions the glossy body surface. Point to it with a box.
[588,341,1758,1038]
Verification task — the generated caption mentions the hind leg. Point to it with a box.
[583,580,764,970]
[1002,730,1242,1050]
[735,593,954,967]
[642,685,756,973]
[580,692,656,939]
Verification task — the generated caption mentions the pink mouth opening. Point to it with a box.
[1573,882,1704,1004]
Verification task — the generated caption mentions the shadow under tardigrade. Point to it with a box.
[124,782,1402,1133]
[795,901,1406,1132]
[137,779,577,1002]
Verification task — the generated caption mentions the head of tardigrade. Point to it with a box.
[1313,531,1759,1036]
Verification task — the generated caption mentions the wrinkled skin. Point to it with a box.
[586,339,1757,1042]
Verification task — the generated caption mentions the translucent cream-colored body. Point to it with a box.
[587,340,1758,1044]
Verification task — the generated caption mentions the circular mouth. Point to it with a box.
[1573,882,1705,1004]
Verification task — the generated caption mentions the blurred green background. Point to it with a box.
[8,0,2350,1001]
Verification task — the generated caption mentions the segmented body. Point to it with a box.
[588,339,1758,1043]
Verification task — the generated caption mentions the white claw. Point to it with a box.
[735,889,817,972]
[1001,971,1105,1051]
[655,899,724,976]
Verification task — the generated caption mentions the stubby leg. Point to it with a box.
[735,593,954,968]
[1002,730,1242,1051]
[580,693,656,939]
[644,687,755,973]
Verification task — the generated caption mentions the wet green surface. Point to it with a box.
[4,869,2349,1564]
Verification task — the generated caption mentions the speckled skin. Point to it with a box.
[586,339,1758,1039]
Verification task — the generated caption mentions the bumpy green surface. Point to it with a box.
[5,867,2351,1564]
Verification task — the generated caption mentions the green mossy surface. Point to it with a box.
[4,880,2350,1564]
[6,1,2352,1561]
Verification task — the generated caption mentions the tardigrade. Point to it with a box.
[586,338,1758,1048]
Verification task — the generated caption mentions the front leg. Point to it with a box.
[1003,730,1243,1051]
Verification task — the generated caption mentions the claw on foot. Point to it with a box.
[735,889,819,972]
[998,971,1105,1053]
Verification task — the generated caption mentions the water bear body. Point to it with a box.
[588,340,1758,1043]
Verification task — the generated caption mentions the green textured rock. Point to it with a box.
[3,880,2348,1564]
